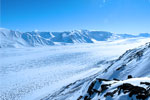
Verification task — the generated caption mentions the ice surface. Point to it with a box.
[0,38,150,100]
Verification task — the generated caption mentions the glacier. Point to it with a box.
[1,28,150,100]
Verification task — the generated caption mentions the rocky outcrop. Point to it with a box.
[78,77,150,100]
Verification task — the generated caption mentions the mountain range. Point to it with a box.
[1,27,150,100]
[0,28,150,48]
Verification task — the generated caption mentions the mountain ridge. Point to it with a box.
[1,28,150,48]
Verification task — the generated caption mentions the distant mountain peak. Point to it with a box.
[0,28,150,48]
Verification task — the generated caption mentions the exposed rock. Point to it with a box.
[78,78,150,100]
[127,75,133,79]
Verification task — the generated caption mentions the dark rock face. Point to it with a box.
[104,89,117,97]
[118,83,150,100]
[127,75,133,79]
[77,78,150,100]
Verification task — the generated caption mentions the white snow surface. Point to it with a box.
[0,38,150,100]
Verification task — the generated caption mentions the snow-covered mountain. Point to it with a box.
[0,28,54,48]
[0,28,113,48]
[1,33,150,100]
[1,28,150,48]
[43,42,150,100]
[0,28,28,48]
[77,42,150,100]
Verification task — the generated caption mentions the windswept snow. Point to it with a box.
[0,38,150,100]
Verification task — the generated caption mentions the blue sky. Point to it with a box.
[1,0,150,34]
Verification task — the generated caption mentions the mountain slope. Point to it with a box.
[78,42,150,100]
[0,28,54,48]
[42,42,150,100]
[78,77,150,100]
[50,30,93,43]
[0,28,29,48]
[21,32,54,46]
[102,42,150,79]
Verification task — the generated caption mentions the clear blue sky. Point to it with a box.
[1,0,150,34]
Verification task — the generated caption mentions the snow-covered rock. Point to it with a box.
[78,77,150,100]
[77,42,150,100]
[102,42,150,80]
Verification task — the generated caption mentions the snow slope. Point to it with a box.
[0,28,29,48]
[0,28,54,48]
[42,40,150,100]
